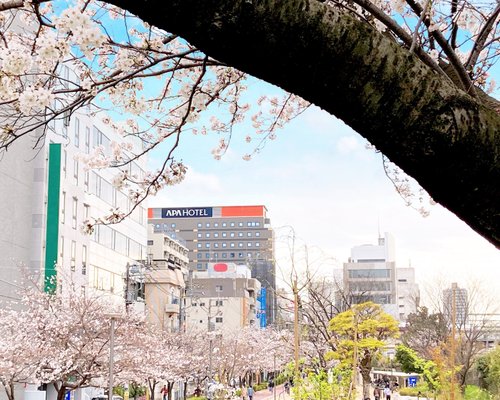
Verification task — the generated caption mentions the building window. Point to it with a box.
[206,223,210,228]
[62,150,67,178]
[85,127,90,154]
[214,243,219,248]
[197,253,202,259]
[230,253,235,258]
[70,241,76,271]
[247,243,252,247]
[215,285,223,292]
[215,317,223,323]
[60,236,64,259]
[348,269,391,279]
[230,243,235,248]
[82,245,87,275]
[197,223,202,228]
[61,192,66,224]
[72,197,78,229]
[255,232,260,237]
[171,223,176,228]
[222,232,227,237]
[205,243,210,248]
[255,242,260,247]
[247,232,252,237]
[205,233,210,238]
[197,263,202,270]
[222,243,227,248]
[230,222,235,227]
[83,204,90,221]
[147,240,154,245]
[238,232,243,237]
[222,222,227,227]
[238,243,243,247]
[247,253,252,258]
[222,253,227,258]
[74,118,80,147]
[230,232,235,237]
[238,252,244,258]
[73,159,79,185]
[238,222,243,227]
[84,171,89,192]
[214,233,219,238]
[197,243,202,248]
[215,300,223,306]
[197,233,202,238]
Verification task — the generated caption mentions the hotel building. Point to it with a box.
[148,205,277,325]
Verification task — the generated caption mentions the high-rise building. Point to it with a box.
[0,87,148,307]
[443,282,469,328]
[343,233,419,323]
[148,205,277,324]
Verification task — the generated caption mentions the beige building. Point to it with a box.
[145,224,189,331]
[186,263,261,331]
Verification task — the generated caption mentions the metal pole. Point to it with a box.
[450,284,457,400]
[108,318,115,400]
[125,262,130,309]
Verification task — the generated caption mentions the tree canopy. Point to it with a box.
[106,0,500,246]
[0,0,498,245]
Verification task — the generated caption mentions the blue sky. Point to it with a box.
[146,76,500,307]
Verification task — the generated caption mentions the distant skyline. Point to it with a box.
[148,80,500,309]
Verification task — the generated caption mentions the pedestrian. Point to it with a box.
[284,382,290,394]
[417,391,422,400]
[241,386,248,400]
[247,386,254,400]
[383,385,391,400]
[268,379,275,392]
[374,386,381,400]
[160,385,168,400]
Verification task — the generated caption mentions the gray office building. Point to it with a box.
[148,205,276,324]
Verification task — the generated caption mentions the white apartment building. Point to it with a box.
[186,263,261,331]
[343,233,419,323]
[145,224,189,331]
[0,65,148,306]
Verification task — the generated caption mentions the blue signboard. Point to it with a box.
[161,207,213,218]
[259,287,267,328]
[408,377,418,387]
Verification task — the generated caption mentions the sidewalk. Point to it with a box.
[253,384,291,400]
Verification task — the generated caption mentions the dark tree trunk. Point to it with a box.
[106,0,500,246]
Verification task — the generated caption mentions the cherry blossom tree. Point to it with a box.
[0,0,498,245]
[0,308,39,400]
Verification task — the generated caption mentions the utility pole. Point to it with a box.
[450,283,457,400]
[124,262,130,310]
[293,278,300,384]
[350,311,358,400]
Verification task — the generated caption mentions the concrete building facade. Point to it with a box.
[148,205,276,325]
[145,224,189,331]
[185,263,261,331]
[343,233,419,323]
[0,79,148,306]
[443,282,469,328]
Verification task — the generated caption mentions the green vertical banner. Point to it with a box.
[44,143,61,293]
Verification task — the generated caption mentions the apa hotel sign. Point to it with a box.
[161,207,213,218]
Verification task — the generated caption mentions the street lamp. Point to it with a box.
[105,313,122,400]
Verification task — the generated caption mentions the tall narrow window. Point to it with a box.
[73,159,79,185]
[74,118,80,147]
[82,245,87,275]
[72,197,78,229]
[61,192,66,224]
[85,127,90,154]
[62,150,67,178]
[70,241,76,271]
